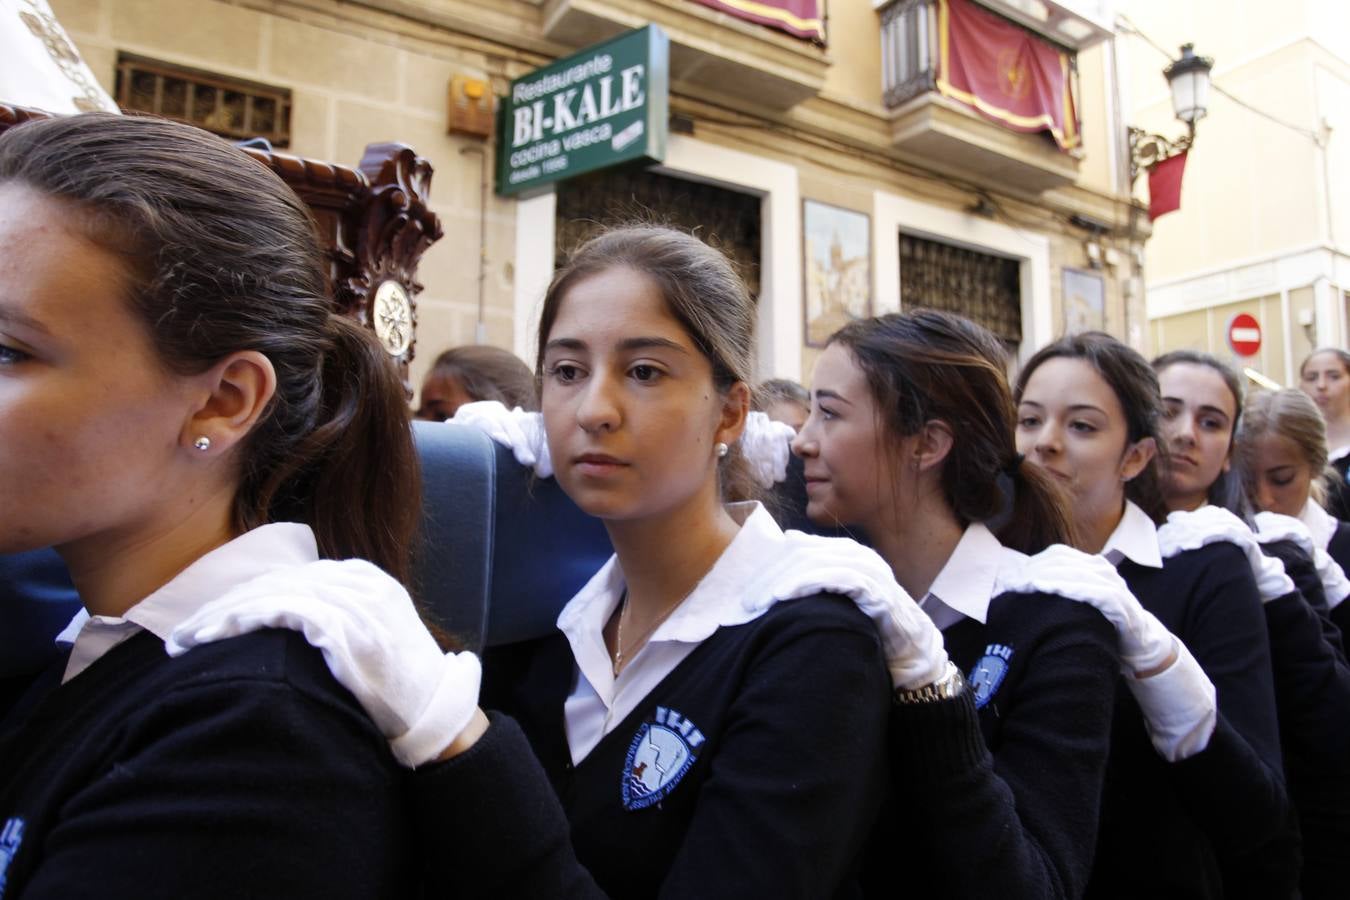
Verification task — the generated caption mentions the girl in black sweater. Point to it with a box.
[0,113,493,897]
[1232,386,1350,896]
[179,225,938,899]
[1239,387,1350,641]
[1014,335,1299,898]
[793,311,1168,900]
[1154,349,1350,900]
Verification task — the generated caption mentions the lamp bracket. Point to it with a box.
[1129,124,1194,184]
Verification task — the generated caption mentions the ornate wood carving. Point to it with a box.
[0,101,442,392]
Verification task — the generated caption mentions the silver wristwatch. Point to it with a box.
[894,661,966,705]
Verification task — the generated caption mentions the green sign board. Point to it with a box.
[497,25,669,196]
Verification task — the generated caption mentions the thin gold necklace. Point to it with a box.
[612,589,688,677]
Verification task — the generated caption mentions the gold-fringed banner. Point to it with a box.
[691,0,825,43]
[937,0,1079,151]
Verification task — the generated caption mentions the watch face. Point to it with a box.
[372,280,412,357]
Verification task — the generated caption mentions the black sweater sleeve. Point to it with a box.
[1262,540,1347,664]
[1263,590,1350,896]
[1263,589,1350,760]
[1184,546,1285,771]
[411,712,607,899]
[1181,546,1298,897]
[885,600,1118,900]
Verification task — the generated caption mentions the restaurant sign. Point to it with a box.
[496,25,669,196]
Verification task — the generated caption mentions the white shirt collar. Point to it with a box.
[1300,497,1338,550]
[1101,500,1163,569]
[1330,444,1350,463]
[558,502,801,764]
[922,522,1015,628]
[557,502,780,685]
[55,523,319,681]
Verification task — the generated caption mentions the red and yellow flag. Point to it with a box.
[936,0,1079,151]
[691,0,825,43]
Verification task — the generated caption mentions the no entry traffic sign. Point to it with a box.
[1228,313,1262,357]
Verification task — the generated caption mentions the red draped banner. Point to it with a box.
[936,0,1079,151]
[691,0,825,42]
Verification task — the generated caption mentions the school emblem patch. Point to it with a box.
[621,706,705,811]
[968,643,1014,709]
[0,817,24,897]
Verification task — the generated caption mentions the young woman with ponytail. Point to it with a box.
[170,223,923,898]
[1014,334,1300,898]
[791,310,1142,899]
[0,113,500,897]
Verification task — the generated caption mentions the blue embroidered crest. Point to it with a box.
[0,816,25,897]
[968,643,1014,709]
[621,706,705,811]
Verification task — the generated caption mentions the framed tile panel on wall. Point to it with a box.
[1062,267,1105,334]
[803,199,871,347]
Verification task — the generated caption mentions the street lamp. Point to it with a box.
[1129,43,1214,181]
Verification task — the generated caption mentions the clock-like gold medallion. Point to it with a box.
[372,280,412,357]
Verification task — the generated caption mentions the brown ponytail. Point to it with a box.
[254,314,420,584]
[1002,455,1079,553]
[0,113,420,584]
[830,310,1076,554]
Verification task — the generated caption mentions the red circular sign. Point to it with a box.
[1228,313,1262,357]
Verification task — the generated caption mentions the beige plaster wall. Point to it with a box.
[1074,43,1120,198]
[54,0,524,404]
[820,0,883,104]
[1120,0,1350,285]
[1151,293,1293,383]
[1134,40,1324,282]
[1290,285,1320,367]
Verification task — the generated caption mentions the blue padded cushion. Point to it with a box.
[483,441,613,647]
[1,548,80,679]
[477,446,851,648]
[411,420,497,653]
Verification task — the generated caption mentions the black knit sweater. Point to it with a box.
[868,589,1118,900]
[0,630,415,899]
[1094,543,1297,899]
[1260,540,1350,899]
[482,594,892,900]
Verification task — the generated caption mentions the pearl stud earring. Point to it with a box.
[715,442,729,458]
[193,436,212,452]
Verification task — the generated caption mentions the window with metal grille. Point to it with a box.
[899,232,1022,349]
[115,54,292,148]
[555,167,761,298]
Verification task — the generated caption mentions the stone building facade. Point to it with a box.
[55,0,1146,397]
